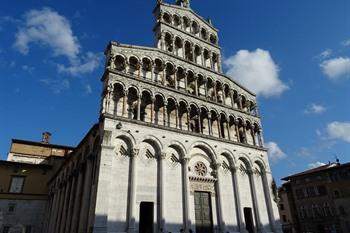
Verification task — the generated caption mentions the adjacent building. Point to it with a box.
[0,133,73,233]
[279,162,350,233]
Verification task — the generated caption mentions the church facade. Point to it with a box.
[45,1,282,233]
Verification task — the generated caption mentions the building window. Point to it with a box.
[306,186,316,197]
[7,203,16,214]
[9,176,25,193]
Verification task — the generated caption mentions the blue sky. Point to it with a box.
[1,0,350,183]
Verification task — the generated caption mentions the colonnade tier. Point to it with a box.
[157,30,222,73]
[102,83,264,148]
[158,8,219,46]
[107,52,259,117]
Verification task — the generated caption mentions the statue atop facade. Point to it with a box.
[176,0,190,8]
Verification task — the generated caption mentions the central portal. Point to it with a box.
[194,191,213,233]
[139,202,154,233]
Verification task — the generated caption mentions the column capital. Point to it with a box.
[160,152,167,160]
[181,157,190,165]
[131,149,139,158]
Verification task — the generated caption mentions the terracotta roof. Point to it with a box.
[282,162,350,181]
[11,139,75,150]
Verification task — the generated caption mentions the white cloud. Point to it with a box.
[14,8,80,62]
[327,121,350,143]
[308,161,326,169]
[341,39,350,47]
[40,79,70,94]
[304,103,327,114]
[57,52,102,76]
[13,7,100,77]
[320,57,350,80]
[224,49,288,98]
[266,142,287,163]
[318,49,332,59]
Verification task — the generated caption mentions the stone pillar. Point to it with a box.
[182,158,191,233]
[54,184,65,233]
[208,112,212,136]
[242,123,248,144]
[248,169,262,233]
[175,68,178,89]
[198,109,202,133]
[201,50,205,66]
[128,149,139,233]
[226,121,231,140]
[184,71,188,93]
[163,102,168,126]
[214,83,218,102]
[59,178,72,233]
[230,90,235,109]
[151,97,155,124]
[217,115,222,138]
[137,94,141,121]
[204,78,208,99]
[48,188,59,233]
[175,105,179,129]
[70,164,85,233]
[258,129,264,147]
[262,170,276,232]
[64,173,78,232]
[238,96,243,110]
[213,163,225,233]
[187,107,191,131]
[78,156,94,233]
[231,166,246,233]
[251,128,257,146]
[122,90,128,118]
[159,152,167,232]
[235,120,240,143]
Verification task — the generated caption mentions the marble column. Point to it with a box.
[182,158,191,233]
[231,166,245,233]
[137,94,141,121]
[262,171,276,232]
[64,172,78,232]
[59,178,72,233]
[214,163,225,233]
[127,149,139,233]
[248,169,262,233]
[122,90,128,118]
[208,113,212,136]
[78,156,94,233]
[159,152,166,232]
[70,164,85,233]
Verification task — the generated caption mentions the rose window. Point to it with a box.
[194,162,207,176]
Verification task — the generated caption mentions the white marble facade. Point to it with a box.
[46,1,282,233]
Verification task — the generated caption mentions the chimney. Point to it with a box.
[42,132,52,144]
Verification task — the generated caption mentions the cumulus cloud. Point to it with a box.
[308,161,326,169]
[57,52,102,76]
[320,57,350,80]
[13,7,100,77]
[14,8,80,61]
[266,142,287,163]
[327,121,350,143]
[224,49,288,98]
[304,103,327,114]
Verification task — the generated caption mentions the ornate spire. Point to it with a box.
[176,0,190,8]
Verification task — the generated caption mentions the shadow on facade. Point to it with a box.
[92,214,282,233]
